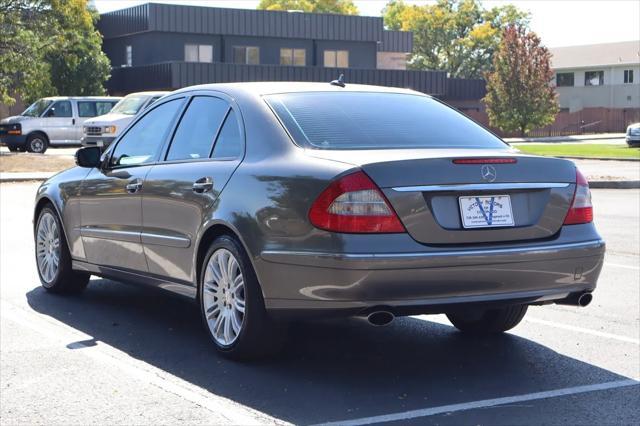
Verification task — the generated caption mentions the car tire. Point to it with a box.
[446,304,528,334]
[35,206,89,294]
[27,133,48,154]
[198,235,283,360]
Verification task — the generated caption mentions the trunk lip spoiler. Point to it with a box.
[391,182,571,193]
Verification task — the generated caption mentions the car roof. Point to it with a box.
[171,82,428,98]
[41,96,122,101]
[123,91,170,97]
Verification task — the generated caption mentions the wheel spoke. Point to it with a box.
[202,248,246,346]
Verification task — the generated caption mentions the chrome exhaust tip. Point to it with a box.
[367,311,395,326]
[577,292,593,307]
[556,292,593,307]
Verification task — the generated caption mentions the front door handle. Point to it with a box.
[192,177,213,193]
[125,178,143,193]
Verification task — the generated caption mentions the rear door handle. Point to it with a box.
[192,177,213,193]
[125,178,143,193]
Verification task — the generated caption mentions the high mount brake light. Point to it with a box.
[452,158,518,164]
[563,168,593,225]
[309,171,405,233]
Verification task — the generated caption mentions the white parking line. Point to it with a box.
[605,262,640,270]
[525,317,640,345]
[317,379,640,426]
[416,312,640,346]
[0,301,289,426]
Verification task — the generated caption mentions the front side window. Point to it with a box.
[585,70,604,86]
[166,97,229,161]
[126,45,132,67]
[185,44,213,63]
[280,48,306,66]
[212,109,242,159]
[265,92,506,150]
[324,50,349,68]
[556,72,574,87]
[233,46,259,65]
[47,101,72,118]
[22,99,53,117]
[110,99,182,167]
[624,69,634,84]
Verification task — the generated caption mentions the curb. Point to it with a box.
[505,134,626,143]
[555,156,640,162]
[589,181,640,189]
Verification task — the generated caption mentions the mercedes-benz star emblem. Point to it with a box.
[481,165,497,182]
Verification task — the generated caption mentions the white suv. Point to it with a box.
[81,92,168,148]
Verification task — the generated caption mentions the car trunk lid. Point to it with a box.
[306,149,577,244]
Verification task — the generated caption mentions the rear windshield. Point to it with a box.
[110,95,148,115]
[265,92,506,150]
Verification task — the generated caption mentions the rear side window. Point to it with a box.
[166,97,229,161]
[47,101,72,118]
[265,93,506,150]
[78,102,96,117]
[110,99,183,167]
[212,110,242,159]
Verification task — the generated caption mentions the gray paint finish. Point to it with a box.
[33,82,605,320]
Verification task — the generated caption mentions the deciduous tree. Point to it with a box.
[0,0,110,106]
[258,0,358,15]
[484,26,558,136]
[381,0,529,78]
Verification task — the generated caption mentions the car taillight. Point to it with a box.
[309,171,405,233]
[563,168,593,225]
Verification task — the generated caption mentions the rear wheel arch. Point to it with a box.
[194,223,259,295]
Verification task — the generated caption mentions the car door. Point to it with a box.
[42,100,74,143]
[141,94,244,283]
[79,97,185,271]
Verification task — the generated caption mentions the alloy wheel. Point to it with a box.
[202,248,246,346]
[36,212,60,284]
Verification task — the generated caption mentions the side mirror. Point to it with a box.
[75,147,102,168]
[46,108,55,117]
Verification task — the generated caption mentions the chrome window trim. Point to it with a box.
[392,182,571,193]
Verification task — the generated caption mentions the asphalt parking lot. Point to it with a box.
[1,182,638,425]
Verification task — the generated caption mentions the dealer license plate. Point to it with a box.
[459,195,514,228]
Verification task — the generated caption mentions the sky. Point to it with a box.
[94,0,640,48]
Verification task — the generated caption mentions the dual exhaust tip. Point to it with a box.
[365,292,592,326]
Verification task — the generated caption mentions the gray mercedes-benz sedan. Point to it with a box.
[33,82,605,359]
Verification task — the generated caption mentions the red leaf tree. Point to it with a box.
[484,26,558,136]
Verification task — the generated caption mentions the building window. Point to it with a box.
[233,46,259,65]
[584,70,604,86]
[324,50,349,68]
[280,48,306,66]
[556,72,574,87]
[125,45,132,67]
[185,44,213,63]
[624,69,634,84]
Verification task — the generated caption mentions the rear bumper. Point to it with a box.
[257,238,605,316]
